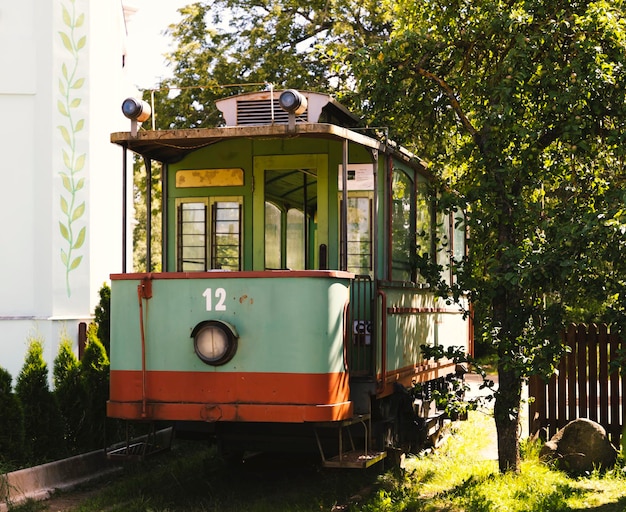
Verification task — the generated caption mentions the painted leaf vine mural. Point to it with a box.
[58,0,87,297]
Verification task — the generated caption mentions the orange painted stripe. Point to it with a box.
[376,361,458,398]
[110,369,350,407]
[107,400,353,423]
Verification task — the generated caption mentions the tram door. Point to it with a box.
[252,155,328,271]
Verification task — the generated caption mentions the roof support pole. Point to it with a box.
[340,139,349,271]
[122,143,128,273]
[144,157,152,273]
[372,149,379,277]
[161,163,168,271]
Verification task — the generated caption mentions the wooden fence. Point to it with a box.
[528,323,625,447]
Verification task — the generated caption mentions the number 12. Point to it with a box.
[203,287,227,311]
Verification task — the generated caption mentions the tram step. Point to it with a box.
[106,427,174,461]
[425,414,451,448]
[321,449,387,469]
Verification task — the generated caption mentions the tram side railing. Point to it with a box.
[349,275,375,377]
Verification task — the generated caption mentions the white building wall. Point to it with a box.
[0,0,134,381]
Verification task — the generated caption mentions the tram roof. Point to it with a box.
[110,123,428,171]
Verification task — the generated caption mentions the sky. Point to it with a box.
[124,0,193,90]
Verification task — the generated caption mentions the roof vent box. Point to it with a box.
[215,90,358,127]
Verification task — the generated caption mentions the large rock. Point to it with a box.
[540,418,618,475]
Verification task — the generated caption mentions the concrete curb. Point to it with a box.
[0,450,121,511]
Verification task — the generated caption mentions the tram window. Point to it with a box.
[178,202,207,271]
[436,208,465,285]
[346,196,372,275]
[211,201,242,270]
[415,182,431,256]
[452,209,466,282]
[286,208,305,270]
[391,170,414,282]
[264,204,307,270]
[177,197,242,271]
[265,202,282,269]
[415,182,432,284]
[437,210,452,286]
[264,168,317,270]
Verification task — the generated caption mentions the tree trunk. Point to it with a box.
[494,363,522,473]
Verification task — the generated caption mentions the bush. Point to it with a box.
[15,336,66,463]
[78,324,110,450]
[53,335,85,453]
[0,367,24,466]
[94,283,111,356]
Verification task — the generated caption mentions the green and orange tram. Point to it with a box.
[107,89,471,468]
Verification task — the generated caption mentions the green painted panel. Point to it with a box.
[380,287,468,374]
[110,274,350,374]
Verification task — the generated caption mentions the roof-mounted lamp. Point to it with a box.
[121,97,151,137]
[279,89,307,131]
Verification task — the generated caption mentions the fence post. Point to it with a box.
[78,321,87,360]
[609,330,621,444]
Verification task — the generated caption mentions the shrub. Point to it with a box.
[15,336,66,463]
[0,367,24,465]
[94,283,111,356]
[53,334,84,453]
[79,324,110,450]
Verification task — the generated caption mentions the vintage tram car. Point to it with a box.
[107,89,471,467]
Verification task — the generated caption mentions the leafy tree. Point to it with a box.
[147,0,393,129]
[15,337,65,463]
[353,0,626,472]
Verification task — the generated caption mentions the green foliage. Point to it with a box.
[0,366,24,466]
[94,282,111,355]
[78,324,110,450]
[53,334,84,453]
[151,0,394,129]
[15,337,65,463]
[350,0,626,472]
[3,311,114,467]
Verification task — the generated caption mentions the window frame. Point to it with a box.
[175,196,243,272]
[389,168,416,283]
[340,192,374,277]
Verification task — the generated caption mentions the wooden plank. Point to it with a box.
[615,338,626,446]
[567,324,578,421]
[609,332,620,443]
[547,373,557,438]
[598,326,609,429]
[577,324,588,418]
[587,325,598,422]
[528,375,539,434]
[556,334,568,429]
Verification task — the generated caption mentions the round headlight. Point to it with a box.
[121,97,151,122]
[191,321,238,366]
[279,89,308,115]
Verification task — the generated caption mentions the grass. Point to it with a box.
[359,410,626,512]
[7,410,626,511]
